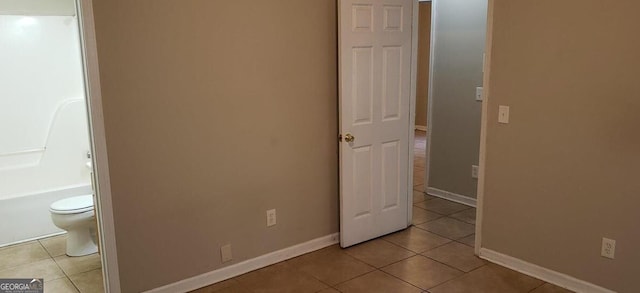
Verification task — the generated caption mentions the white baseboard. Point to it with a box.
[426,187,476,207]
[145,233,340,293]
[479,248,615,293]
[415,125,427,132]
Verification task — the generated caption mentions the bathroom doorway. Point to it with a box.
[0,0,105,292]
[412,0,488,251]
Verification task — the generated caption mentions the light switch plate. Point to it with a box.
[498,105,510,124]
[475,87,483,101]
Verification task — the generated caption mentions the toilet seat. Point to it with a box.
[50,194,94,214]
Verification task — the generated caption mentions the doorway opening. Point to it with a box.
[411,0,487,245]
[0,0,113,291]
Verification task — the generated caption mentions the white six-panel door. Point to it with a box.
[339,0,413,247]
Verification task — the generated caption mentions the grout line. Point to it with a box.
[418,251,474,274]
[68,276,83,293]
[411,223,476,242]
[50,254,67,275]
[453,238,476,248]
[378,269,425,291]
[425,263,490,292]
[527,282,548,292]
[36,239,56,259]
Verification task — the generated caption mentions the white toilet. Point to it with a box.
[50,195,98,256]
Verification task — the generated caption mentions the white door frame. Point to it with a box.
[407,0,420,226]
[76,0,121,292]
[474,0,495,256]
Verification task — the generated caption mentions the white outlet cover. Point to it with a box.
[267,209,276,227]
[601,238,616,259]
[471,165,479,179]
[221,244,232,263]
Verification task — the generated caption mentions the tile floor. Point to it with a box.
[191,130,575,293]
[0,234,104,293]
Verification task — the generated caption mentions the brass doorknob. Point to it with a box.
[344,133,355,143]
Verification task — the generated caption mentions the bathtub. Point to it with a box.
[0,99,92,247]
[0,184,92,247]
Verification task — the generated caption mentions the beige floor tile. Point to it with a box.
[429,263,544,293]
[69,269,104,293]
[421,242,486,272]
[382,227,451,253]
[189,279,246,293]
[449,208,476,225]
[0,258,65,281]
[412,206,443,225]
[204,286,250,293]
[456,234,476,248]
[381,255,463,290]
[344,238,415,268]
[335,270,422,293]
[414,199,470,215]
[415,217,475,240]
[54,253,102,276]
[412,191,436,204]
[234,262,328,293]
[39,235,67,258]
[530,283,575,293]
[287,245,374,286]
[0,241,51,270]
[45,277,79,293]
[413,190,427,204]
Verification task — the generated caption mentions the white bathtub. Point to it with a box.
[0,99,92,247]
[0,184,92,247]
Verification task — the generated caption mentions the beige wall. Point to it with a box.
[482,1,640,292]
[428,0,487,198]
[415,2,431,128]
[91,1,339,292]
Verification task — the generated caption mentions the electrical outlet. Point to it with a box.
[601,238,616,259]
[471,165,479,179]
[220,244,232,263]
[266,209,276,227]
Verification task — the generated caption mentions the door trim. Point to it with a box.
[407,0,419,225]
[77,0,121,292]
[423,0,437,196]
[474,0,495,256]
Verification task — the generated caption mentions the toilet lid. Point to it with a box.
[50,194,94,214]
